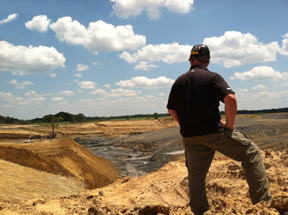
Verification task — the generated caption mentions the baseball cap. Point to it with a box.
[189,44,210,60]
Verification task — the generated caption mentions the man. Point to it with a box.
[167,44,272,215]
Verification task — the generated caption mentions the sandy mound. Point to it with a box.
[1,149,287,214]
[0,116,287,214]
[0,118,176,139]
[0,137,119,190]
[0,159,86,204]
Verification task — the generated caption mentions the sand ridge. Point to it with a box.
[0,116,287,214]
[0,149,287,214]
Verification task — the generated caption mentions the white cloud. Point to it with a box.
[50,97,64,102]
[230,66,288,81]
[280,81,288,87]
[236,89,288,111]
[203,31,279,68]
[119,42,191,64]
[9,79,34,89]
[0,13,18,25]
[50,17,146,54]
[0,41,66,75]
[104,84,111,88]
[49,73,57,78]
[75,80,97,89]
[0,91,47,107]
[89,88,141,97]
[58,90,74,96]
[116,76,174,89]
[25,90,37,96]
[0,92,14,100]
[107,88,141,97]
[92,62,101,66]
[237,89,249,94]
[255,90,288,99]
[89,89,107,95]
[251,84,266,91]
[25,15,51,32]
[74,73,83,78]
[134,61,159,71]
[29,97,46,103]
[110,0,194,19]
[76,64,89,71]
[279,33,288,55]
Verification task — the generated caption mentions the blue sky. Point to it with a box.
[1,0,288,120]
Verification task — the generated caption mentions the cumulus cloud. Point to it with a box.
[203,31,279,68]
[75,80,97,89]
[104,84,111,88]
[0,92,47,107]
[251,84,267,91]
[58,90,74,96]
[50,17,146,54]
[25,15,51,32]
[107,88,141,97]
[24,90,37,96]
[116,76,174,89]
[0,41,66,75]
[119,42,191,64]
[236,89,288,110]
[50,97,64,102]
[134,61,159,71]
[110,0,194,19]
[76,64,89,71]
[74,73,83,78]
[89,89,107,95]
[230,66,288,81]
[256,90,288,99]
[29,97,46,103]
[9,79,34,89]
[92,62,100,66]
[49,73,57,78]
[280,81,288,87]
[0,92,14,100]
[0,13,18,25]
[89,88,141,98]
[279,33,288,55]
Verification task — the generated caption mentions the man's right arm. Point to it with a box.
[222,93,237,130]
[168,109,179,124]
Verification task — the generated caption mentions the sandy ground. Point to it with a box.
[0,116,287,214]
[0,150,287,215]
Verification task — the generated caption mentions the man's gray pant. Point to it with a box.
[183,129,272,214]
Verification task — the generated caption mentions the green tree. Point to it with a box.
[153,112,158,119]
[42,114,54,123]
[56,112,74,122]
[77,113,86,122]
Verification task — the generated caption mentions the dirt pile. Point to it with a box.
[61,118,176,138]
[0,159,86,205]
[0,137,119,190]
[0,116,287,214]
[0,148,287,214]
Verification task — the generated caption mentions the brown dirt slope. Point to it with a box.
[0,159,86,205]
[0,118,176,139]
[1,148,287,215]
[0,137,119,189]
[0,116,287,214]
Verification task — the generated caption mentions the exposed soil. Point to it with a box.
[0,115,287,214]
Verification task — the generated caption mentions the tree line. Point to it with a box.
[0,111,169,124]
[1,107,288,124]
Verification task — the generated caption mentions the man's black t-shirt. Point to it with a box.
[167,65,235,137]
